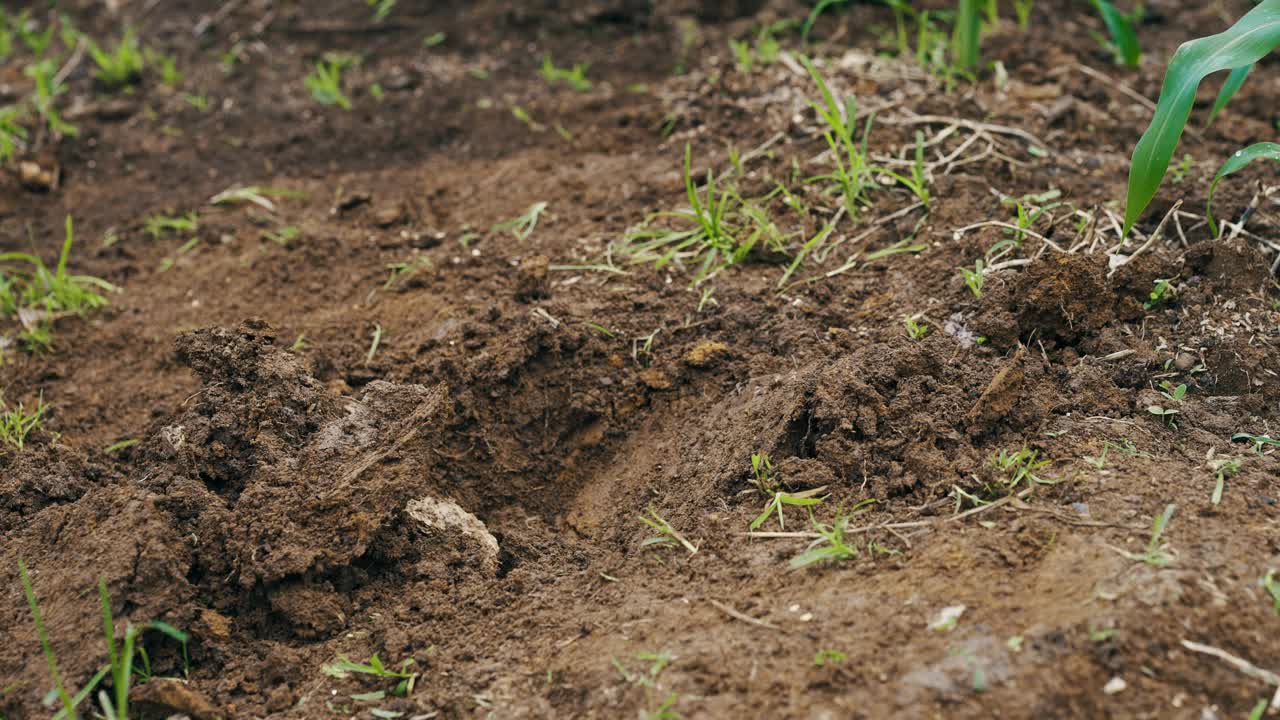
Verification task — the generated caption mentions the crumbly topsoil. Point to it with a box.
[2,1,1279,718]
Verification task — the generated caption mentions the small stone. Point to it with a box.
[639,368,672,390]
[1103,676,1127,695]
[196,608,232,641]
[372,204,406,228]
[265,684,295,713]
[334,191,371,214]
[684,341,730,368]
[1174,352,1198,372]
[515,255,550,301]
[131,679,222,720]
[18,161,58,192]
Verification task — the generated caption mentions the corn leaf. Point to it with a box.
[1093,0,1141,67]
[1206,142,1280,237]
[1206,64,1251,126]
[952,0,982,70]
[1123,0,1280,235]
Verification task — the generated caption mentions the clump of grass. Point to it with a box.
[0,393,45,451]
[750,451,776,493]
[800,55,877,219]
[789,500,875,570]
[89,29,145,89]
[305,56,352,109]
[1,217,114,338]
[988,447,1053,492]
[540,55,591,92]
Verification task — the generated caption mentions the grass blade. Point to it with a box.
[1123,0,1280,234]
[1206,142,1280,236]
[19,559,76,720]
[952,0,982,70]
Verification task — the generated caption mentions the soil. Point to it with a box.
[2,0,1279,718]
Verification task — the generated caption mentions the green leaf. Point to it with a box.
[1206,142,1280,236]
[1206,64,1251,126]
[1123,0,1280,235]
[1093,0,1141,67]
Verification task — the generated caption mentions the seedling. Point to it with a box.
[25,58,77,137]
[1082,445,1108,470]
[1206,143,1280,237]
[1146,404,1179,428]
[492,202,549,241]
[366,323,383,364]
[210,185,305,212]
[103,438,139,454]
[960,260,984,299]
[1090,0,1141,67]
[1208,457,1241,505]
[1014,0,1034,29]
[750,487,827,531]
[611,650,673,688]
[801,56,877,219]
[19,559,77,720]
[368,0,396,22]
[0,106,28,163]
[540,56,591,92]
[639,505,698,554]
[1233,432,1280,455]
[1111,504,1176,566]
[90,30,145,89]
[1144,279,1173,310]
[641,694,681,720]
[813,649,846,667]
[322,655,417,697]
[0,393,44,451]
[423,32,446,47]
[789,500,875,570]
[750,451,776,493]
[383,257,431,290]
[988,447,1053,492]
[1122,1,1280,235]
[1157,381,1187,402]
[904,315,928,340]
[143,212,198,239]
[145,49,181,86]
[305,58,352,110]
[1,216,114,324]
[1262,570,1280,615]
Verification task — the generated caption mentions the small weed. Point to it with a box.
[1111,504,1176,566]
[89,29,145,89]
[988,447,1053,492]
[750,487,826,531]
[1157,381,1187,402]
[143,212,198,239]
[639,505,698,554]
[492,202,549,241]
[25,58,77,137]
[904,314,928,340]
[181,93,209,111]
[146,49,181,86]
[789,500,876,570]
[323,655,417,697]
[103,438,139,454]
[1147,405,1179,428]
[1144,278,1173,310]
[960,259,984,299]
[19,559,78,720]
[750,451,776,493]
[1,217,114,328]
[1082,445,1108,470]
[383,257,431,290]
[540,55,591,92]
[210,185,305,211]
[0,394,45,451]
[366,323,383,364]
[423,32,446,47]
[813,649,846,666]
[305,57,352,110]
[1232,432,1279,455]
[1170,154,1193,184]
[640,693,681,720]
[1262,570,1280,615]
[1088,626,1116,643]
[367,0,396,22]
[612,650,673,688]
[801,56,877,219]
[1208,457,1241,505]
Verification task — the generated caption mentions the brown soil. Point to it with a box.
[3,1,1279,718]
